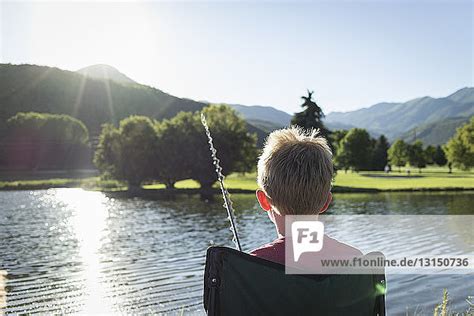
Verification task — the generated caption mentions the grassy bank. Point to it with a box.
[332,167,474,191]
[0,177,125,191]
[145,167,474,192]
[1,166,472,193]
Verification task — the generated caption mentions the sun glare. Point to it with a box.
[56,189,114,314]
[25,2,159,76]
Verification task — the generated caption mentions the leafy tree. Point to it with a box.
[7,112,89,144]
[334,145,351,173]
[407,140,427,173]
[119,116,158,190]
[2,112,90,169]
[443,117,474,170]
[291,90,330,137]
[330,130,348,152]
[371,135,390,171]
[336,128,373,171]
[331,130,349,172]
[154,112,200,189]
[190,105,258,190]
[94,116,157,191]
[94,106,257,191]
[388,139,408,172]
[93,124,121,178]
[433,145,447,167]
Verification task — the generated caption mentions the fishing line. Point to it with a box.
[200,113,242,252]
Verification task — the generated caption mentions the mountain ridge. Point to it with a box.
[325,87,474,140]
[77,64,136,85]
[0,63,273,146]
[399,116,471,146]
[0,63,206,134]
[227,104,292,127]
[1,63,471,146]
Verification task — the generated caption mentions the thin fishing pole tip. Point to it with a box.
[200,109,242,252]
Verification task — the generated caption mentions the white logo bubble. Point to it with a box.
[291,221,324,262]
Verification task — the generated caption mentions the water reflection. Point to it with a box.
[0,189,472,314]
[56,189,113,314]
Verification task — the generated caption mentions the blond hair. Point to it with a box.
[257,126,333,215]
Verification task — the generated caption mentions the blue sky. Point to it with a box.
[1,1,472,114]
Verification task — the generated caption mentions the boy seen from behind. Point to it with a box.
[251,127,361,266]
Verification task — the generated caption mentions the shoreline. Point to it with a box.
[2,168,473,195]
[1,183,473,195]
[104,187,474,201]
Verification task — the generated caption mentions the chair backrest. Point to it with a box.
[203,246,385,316]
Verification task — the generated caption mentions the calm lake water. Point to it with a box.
[0,189,473,315]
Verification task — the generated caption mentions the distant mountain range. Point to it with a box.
[227,89,474,146]
[324,87,474,145]
[1,63,471,146]
[228,104,292,127]
[398,116,471,146]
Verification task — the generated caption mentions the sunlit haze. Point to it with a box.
[1,1,472,114]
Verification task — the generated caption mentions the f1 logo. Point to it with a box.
[291,221,324,262]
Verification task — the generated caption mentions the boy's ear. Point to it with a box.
[319,192,332,214]
[256,189,272,211]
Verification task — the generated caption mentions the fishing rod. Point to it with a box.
[200,113,242,252]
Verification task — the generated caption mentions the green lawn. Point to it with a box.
[0,177,125,191]
[333,169,474,190]
[145,166,474,192]
[143,174,259,191]
[1,166,473,192]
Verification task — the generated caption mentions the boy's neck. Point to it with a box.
[270,209,321,239]
[269,209,286,238]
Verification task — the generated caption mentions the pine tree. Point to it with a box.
[371,135,390,171]
[433,145,447,167]
[291,90,330,137]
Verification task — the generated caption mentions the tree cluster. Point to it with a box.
[331,119,474,174]
[387,139,451,172]
[290,91,390,172]
[443,116,474,171]
[332,129,390,172]
[388,139,436,172]
[0,112,91,170]
[290,90,472,173]
[94,105,258,190]
[386,117,473,173]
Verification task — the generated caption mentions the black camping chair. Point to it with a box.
[203,246,386,316]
